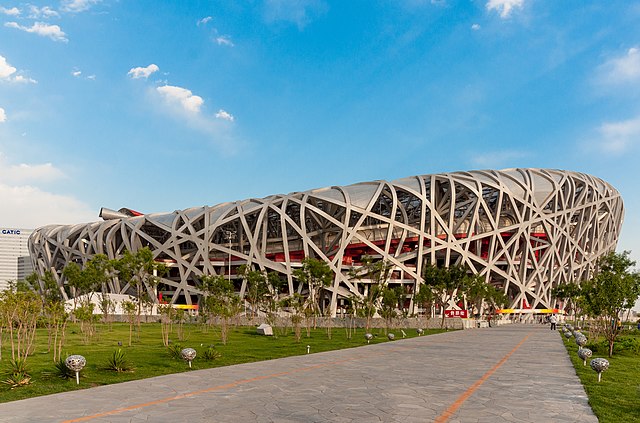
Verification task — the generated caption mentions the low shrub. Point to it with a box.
[2,359,31,389]
[167,343,183,359]
[48,357,75,380]
[105,349,134,372]
[585,336,640,355]
[201,346,221,361]
[616,336,640,354]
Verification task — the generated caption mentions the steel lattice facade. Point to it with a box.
[28,168,624,315]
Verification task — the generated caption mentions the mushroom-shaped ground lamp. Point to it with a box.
[575,334,587,349]
[65,355,86,385]
[577,348,592,366]
[181,348,197,368]
[590,358,609,382]
[365,333,373,344]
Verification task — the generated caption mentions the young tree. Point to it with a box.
[173,308,187,341]
[265,271,285,336]
[121,300,137,347]
[84,254,111,294]
[464,274,486,318]
[62,262,89,316]
[293,257,333,329]
[74,302,98,343]
[423,263,469,328]
[464,274,508,321]
[581,251,640,357]
[414,284,435,328]
[343,294,361,339]
[280,294,305,342]
[484,284,508,327]
[0,284,41,362]
[200,274,240,345]
[62,254,112,321]
[379,286,403,334]
[158,303,175,347]
[45,300,68,362]
[238,265,269,319]
[98,293,116,328]
[348,256,393,331]
[551,282,582,325]
[27,271,67,359]
[113,248,167,333]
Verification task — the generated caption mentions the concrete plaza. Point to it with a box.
[0,324,597,423]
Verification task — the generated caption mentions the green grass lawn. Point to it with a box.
[1,322,441,403]
[561,330,640,423]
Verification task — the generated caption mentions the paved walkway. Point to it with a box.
[0,325,596,423]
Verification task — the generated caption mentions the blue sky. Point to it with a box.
[1,1,639,300]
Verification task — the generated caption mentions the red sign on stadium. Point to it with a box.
[445,309,468,318]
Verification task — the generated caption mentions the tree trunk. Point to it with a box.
[608,339,614,358]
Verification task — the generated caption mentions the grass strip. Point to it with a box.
[561,331,640,423]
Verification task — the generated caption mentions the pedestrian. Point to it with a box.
[549,314,557,331]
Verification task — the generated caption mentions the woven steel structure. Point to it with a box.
[29,169,624,315]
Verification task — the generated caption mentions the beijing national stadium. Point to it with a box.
[28,168,624,317]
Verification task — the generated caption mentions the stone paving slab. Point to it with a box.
[0,325,597,423]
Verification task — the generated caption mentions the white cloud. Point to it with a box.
[156,85,204,114]
[595,116,640,154]
[60,0,101,13]
[0,55,17,80]
[14,75,38,84]
[28,5,59,18]
[0,183,96,228]
[5,21,68,42]
[128,64,159,79]
[0,55,37,84]
[215,36,234,47]
[599,47,640,85]
[215,109,234,122]
[71,68,95,80]
[470,150,528,168]
[471,23,481,30]
[263,0,328,29]
[0,6,20,16]
[197,16,212,26]
[0,154,96,228]
[0,107,6,123]
[0,160,66,185]
[152,86,240,151]
[486,0,524,18]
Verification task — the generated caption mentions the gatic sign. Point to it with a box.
[1,229,21,235]
[444,309,468,318]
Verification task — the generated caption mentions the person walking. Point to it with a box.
[549,314,558,331]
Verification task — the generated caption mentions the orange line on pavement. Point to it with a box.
[61,353,385,423]
[434,332,531,423]
[60,333,466,423]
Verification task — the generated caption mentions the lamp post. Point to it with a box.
[225,230,235,281]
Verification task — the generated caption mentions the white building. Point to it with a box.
[17,255,34,281]
[0,228,33,291]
